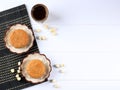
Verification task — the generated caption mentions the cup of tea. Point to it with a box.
[31,4,49,22]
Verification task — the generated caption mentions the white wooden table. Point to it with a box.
[1,0,120,90]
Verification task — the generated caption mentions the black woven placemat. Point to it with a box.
[0,4,42,90]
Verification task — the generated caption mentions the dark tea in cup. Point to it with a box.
[31,4,49,22]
